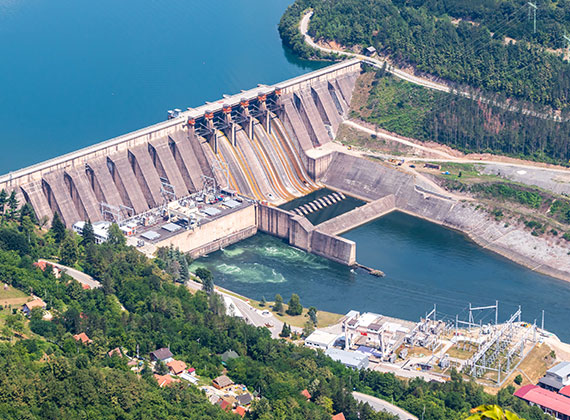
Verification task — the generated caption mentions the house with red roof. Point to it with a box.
[560,385,570,399]
[22,298,46,317]
[301,389,312,400]
[153,374,179,388]
[167,359,187,375]
[73,332,93,345]
[107,347,123,358]
[233,406,246,417]
[216,399,232,412]
[515,384,570,419]
[332,413,346,420]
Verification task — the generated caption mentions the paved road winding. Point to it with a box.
[353,391,418,420]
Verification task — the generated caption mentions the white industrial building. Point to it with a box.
[304,330,338,350]
[325,348,369,370]
[539,362,570,392]
[72,221,111,244]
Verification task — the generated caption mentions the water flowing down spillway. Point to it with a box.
[193,212,570,342]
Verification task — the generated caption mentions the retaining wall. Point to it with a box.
[155,204,257,257]
[255,203,356,266]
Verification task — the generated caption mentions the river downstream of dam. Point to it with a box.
[192,211,570,342]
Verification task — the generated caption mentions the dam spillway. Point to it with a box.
[0,60,361,227]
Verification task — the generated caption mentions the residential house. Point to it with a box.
[301,389,312,400]
[167,359,187,375]
[150,347,173,363]
[213,375,234,390]
[216,399,232,412]
[236,393,253,407]
[107,347,123,358]
[154,374,179,388]
[332,413,346,420]
[73,332,93,345]
[221,349,239,364]
[22,298,46,317]
[233,406,246,417]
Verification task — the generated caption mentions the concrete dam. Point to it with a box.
[0,59,360,228]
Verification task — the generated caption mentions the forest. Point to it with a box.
[0,197,554,419]
[279,0,570,109]
[352,67,570,164]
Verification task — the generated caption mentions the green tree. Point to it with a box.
[19,202,37,225]
[279,323,290,338]
[197,267,214,294]
[81,220,95,246]
[155,360,169,375]
[308,306,318,324]
[6,191,18,220]
[107,223,125,247]
[60,235,79,266]
[286,293,303,316]
[178,254,189,282]
[514,374,523,385]
[51,212,66,243]
[0,189,7,215]
[273,294,283,313]
[303,320,315,337]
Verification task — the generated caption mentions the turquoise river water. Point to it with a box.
[3,1,569,341]
[193,212,570,342]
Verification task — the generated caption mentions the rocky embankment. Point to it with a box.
[320,152,570,282]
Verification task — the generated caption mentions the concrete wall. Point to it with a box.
[255,203,356,266]
[256,205,292,239]
[317,194,396,235]
[155,204,256,257]
[305,151,335,181]
[310,231,356,266]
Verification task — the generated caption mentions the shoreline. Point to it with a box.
[393,208,570,284]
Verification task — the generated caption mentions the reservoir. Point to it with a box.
[193,211,570,342]
[0,0,324,173]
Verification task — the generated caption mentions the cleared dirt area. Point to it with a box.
[0,286,30,307]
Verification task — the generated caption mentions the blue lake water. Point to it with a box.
[193,212,570,342]
[0,0,324,173]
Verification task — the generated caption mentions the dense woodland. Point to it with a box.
[400,0,570,49]
[354,67,570,164]
[0,198,554,419]
[280,0,570,109]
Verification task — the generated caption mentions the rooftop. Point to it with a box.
[150,347,173,361]
[515,384,570,416]
[23,298,46,310]
[167,359,187,374]
[305,330,338,347]
[548,362,570,378]
[325,348,368,366]
[73,332,92,344]
[213,375,234,388]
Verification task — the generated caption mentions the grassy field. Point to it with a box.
[252,301,343,329]
[0,285,30,307]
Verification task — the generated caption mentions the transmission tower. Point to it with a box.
[564,32,570,59]
[528,2,537,34]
